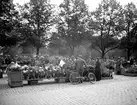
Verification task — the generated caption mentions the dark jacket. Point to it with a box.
[95,60,101,81]
[75,57,87,71]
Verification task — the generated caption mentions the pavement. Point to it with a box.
[0,74,137,105]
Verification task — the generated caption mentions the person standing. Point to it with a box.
[95,58,101,81]
[75,55,87,77]
[130,57,134,65]
[116,57,122,74]
[5,55,12,65]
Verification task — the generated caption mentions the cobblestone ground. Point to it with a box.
[0,74,137,105]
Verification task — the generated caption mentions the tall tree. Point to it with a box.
[119,3,137,60]
[57,0,89,55]
[89,0,122,58]
[20,0,55,55]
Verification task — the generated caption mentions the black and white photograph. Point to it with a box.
[0,0,137,105]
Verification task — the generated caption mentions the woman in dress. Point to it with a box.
[95,58,101,81]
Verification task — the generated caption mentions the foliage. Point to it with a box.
[0,0,20,47]
[120,24,137,59]
[119,3,137,59]
[19,0,55,55]
[57,0,89,55]
[90,35,119,58]
[2,0,137,59]
[88,0,122,58]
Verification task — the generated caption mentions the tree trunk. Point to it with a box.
[126,23,131,60]
[68,44,75,57]
[36,47,40,56]
[127,49,131,60]
[101,51,105,59]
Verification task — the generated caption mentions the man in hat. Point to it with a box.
[75,55,87,77]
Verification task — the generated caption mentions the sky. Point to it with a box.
[13,0,137,11]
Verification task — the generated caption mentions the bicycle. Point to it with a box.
[69,65,96,84]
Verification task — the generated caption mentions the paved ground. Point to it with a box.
[0,74,137,105]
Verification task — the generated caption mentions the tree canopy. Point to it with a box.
[0,0,20,47]
[56,0,89,55]
[1,0,137,59]
[18,0,55,55]
[88,0,123,58]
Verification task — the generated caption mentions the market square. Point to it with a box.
[1,0,137,105]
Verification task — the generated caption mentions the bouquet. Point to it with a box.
[21,65,29,80]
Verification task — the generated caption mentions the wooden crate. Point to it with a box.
[59,78,66,83]
[7,71,23,88]
[28,80,38,85]
[55,77,67,83]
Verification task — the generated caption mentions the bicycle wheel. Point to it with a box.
[69,72,80,84]
[88,73,96,84]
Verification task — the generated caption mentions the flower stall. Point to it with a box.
[21,65,46,85]
[19,61,72,85]
[6,55,114,87]
[121,64,137,76]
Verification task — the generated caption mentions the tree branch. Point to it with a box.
[92,46,102,53]
[104,44,119,55]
